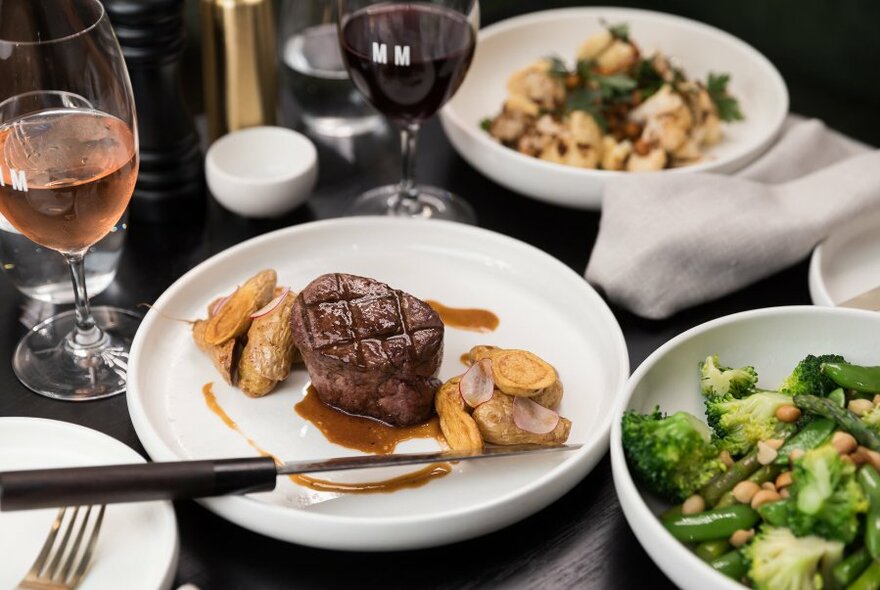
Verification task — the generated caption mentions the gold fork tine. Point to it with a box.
[44,506,80,581]
[25,507,66,580]
[55,506,92,583]
[67,505,105,588]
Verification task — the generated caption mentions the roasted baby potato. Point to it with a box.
[240,289,297,382]
[238,358,277,398]
[435,377,483,451]
[470,347,557,397]
[472,392,572,446]
[531,378,564,410]
[192,319,238,385]
[205,269,276,345]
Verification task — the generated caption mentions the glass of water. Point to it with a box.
[0,210,127,305]
[279,0,382,137]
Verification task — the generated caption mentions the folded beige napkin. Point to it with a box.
[585,116,880,319]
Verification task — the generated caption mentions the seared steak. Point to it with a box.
[290,273,444,426]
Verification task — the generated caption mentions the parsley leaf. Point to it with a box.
[632,59,664,99]
[602,20,630,42]
[706,72,744,122]
[596,73,637,101]
[479,117,492,132]
[565,88,608,132]
[576,58,595,82]
[544,55,570,78]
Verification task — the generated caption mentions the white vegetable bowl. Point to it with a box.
[440,7,788,209]
[610,306,880,589]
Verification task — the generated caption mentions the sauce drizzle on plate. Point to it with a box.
[201,382,451,494]
[427,300,499,333]
[295,385,441,455]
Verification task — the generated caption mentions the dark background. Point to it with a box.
[2,1,877,588]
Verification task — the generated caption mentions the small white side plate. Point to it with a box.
[810,209,880,306]
[0,417,178,590]
[126,217,629,551]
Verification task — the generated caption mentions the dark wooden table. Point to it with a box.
[4,0,861,583]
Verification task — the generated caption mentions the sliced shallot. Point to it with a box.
[250,286,291,319]
[513,395,560,434]
[212,292,233,316]
[459,359,494,407]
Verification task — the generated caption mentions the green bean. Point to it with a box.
[775,418,836,465]
[715,491,736,509]
[701,449,761,507]
[695,540,730,562]
[661,504,683,521]
[824,363,880,394]
[709,550,746,581]
[834,548,872,588]
[860,466,880,560]
[849,559,880,590]
[794,395,880,452]
[663,505,760,543]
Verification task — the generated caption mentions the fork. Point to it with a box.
[16,505,106,590]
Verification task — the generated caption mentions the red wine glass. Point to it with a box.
[0,0,140,400]
[338,0,479,223]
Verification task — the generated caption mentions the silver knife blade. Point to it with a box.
[839,285,880,310]
[277,443,582,475]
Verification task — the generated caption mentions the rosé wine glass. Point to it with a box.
[0,0,140,400]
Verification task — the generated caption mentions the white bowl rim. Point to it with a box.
[610,305,880,589]
[206,126,318,185]
[441,6,790,178]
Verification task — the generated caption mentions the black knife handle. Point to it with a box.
[0,457,278,511]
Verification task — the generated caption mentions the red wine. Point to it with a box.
[341,3,475,124]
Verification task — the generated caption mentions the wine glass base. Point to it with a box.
[13,306,142,401]
[346,184,477,224]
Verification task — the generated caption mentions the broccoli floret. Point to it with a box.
[704,391,798,456]
[699,354,758,398]
[784,444,868,543]
[621,408,726,502]
[779,354,847,397]
[743,526,844,590]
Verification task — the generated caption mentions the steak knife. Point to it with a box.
[0,443,581,511]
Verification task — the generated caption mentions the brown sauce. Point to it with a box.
[288,463,451,494]
[426,300,499,333]
[295,386,441,455]
[201,382,451,494]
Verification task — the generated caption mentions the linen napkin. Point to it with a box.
[585,116,880,319]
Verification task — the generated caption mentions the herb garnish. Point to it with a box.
[706,73,743,122]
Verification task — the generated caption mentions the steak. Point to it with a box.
[290,273,444,426]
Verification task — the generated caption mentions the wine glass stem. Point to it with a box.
[64,252,104,348]
[397,122,420,209]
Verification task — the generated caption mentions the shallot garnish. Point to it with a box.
[250,286,291,319]
[212,292,233,316]
[513,395,560,434]
[459,358,494,407]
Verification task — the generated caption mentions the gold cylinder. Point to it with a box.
[201,0,277,142]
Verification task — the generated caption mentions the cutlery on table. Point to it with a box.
[839,285,880,310]
[16,505,105,590]
[0,444,581,511]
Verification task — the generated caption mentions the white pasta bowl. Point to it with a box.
[609,306,880,589]
[440,7,788,210]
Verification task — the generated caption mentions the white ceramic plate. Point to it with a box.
[810,209,880,306]
[127,218,629,551]
[609,306,880,589]
[0,417,177,590]
[440,7,788,209]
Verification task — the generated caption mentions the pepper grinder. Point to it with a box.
[103,0,205,222]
